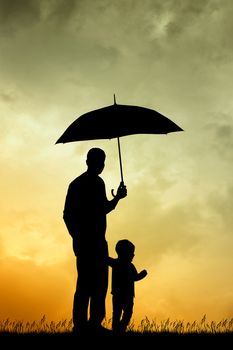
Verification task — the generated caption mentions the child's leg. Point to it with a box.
[120,299,133,332]
[112,295,122,331]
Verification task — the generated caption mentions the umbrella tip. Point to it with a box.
[114,94,117,105]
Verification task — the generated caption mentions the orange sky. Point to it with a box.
[0,0,233,326]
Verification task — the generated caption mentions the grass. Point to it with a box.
[0,314,232,334]
[0,317,232,348]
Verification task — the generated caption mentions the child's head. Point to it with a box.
[115,239,135,261]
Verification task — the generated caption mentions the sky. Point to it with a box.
[0,0,233,326]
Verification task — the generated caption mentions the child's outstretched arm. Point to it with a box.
[135,269,148,281]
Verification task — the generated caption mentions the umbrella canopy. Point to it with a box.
[56,101,183,143]
[56,96,183,185]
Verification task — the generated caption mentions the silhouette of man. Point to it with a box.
[63,148,127,334]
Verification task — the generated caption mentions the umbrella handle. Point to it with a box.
[111,181,125,198]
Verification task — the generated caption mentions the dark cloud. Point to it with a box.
[1,0,232,95]
[0,0,83,39]
[165,0,218,37]
[0,0,41,34]
[44,0,78,26]
[144,0,233,67]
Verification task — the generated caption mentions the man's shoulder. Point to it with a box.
[69,172,87,186]
[68,173,105,193]
[97,175,105,185]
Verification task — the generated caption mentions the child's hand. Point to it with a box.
[140,269,148,278]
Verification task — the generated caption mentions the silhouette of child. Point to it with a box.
[108,239,147,333]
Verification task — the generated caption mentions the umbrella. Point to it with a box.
[56,95,183,193]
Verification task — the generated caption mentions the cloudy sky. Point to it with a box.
[0,0,233,325]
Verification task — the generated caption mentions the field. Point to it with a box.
[0,315,232,347]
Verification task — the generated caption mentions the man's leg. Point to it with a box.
[73,257,90,333]
[89,242,109,330]
[89,263,108,327]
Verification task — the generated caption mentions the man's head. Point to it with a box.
[86,148,106,175]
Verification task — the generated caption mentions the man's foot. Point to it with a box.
[72,324,89,336]
[88,323,112,335]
